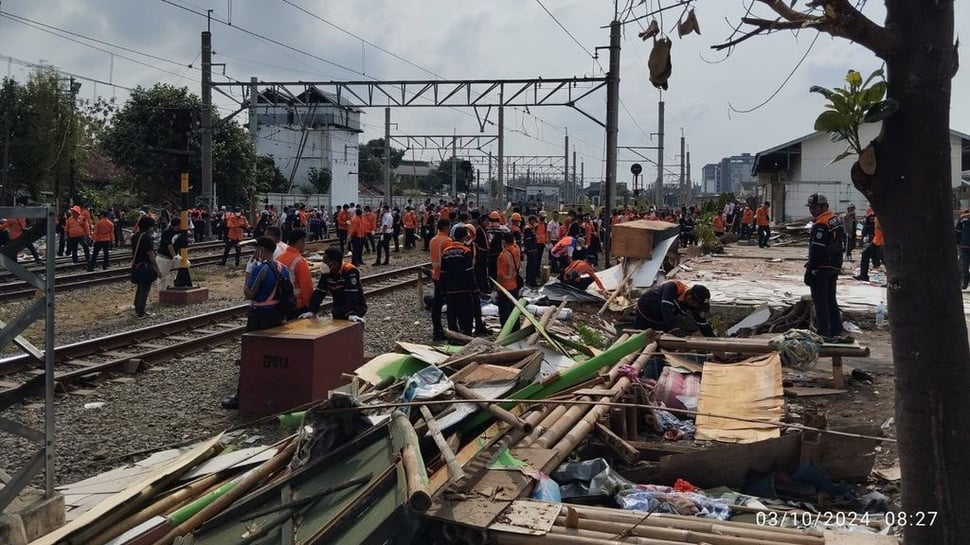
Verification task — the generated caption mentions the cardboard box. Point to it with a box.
[610,219,679,259]
[239,319,363,417]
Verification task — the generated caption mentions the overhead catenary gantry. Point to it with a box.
[209,76,607,207]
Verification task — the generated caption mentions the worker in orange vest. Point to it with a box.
[805,194,848,341]
[429,219,452,341]
[220,207,250,267]
[496,232,523,332]
[348,207,366,266]
[403,206,418,250]
[1,217,43,263]
[88,210,115,271]
[65,206,91,264]
[755,201,771,248]
[854,214,884,283]
[561,258,605,294]
[740,206,755,240]
[712,213,726,237]
[362,206,377,254]
[277,229,314,318]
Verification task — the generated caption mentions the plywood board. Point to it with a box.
[695,353,784,444]
[32,435,222,545]
[425,497,512,529]
[396,341,450,365]
[489,500,561,535]
[179,446,277,481]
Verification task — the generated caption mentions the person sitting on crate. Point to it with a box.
[302,247,367,322]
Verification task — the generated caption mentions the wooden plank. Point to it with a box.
[424,496,512,529]
[784,387,848,397]
[832,356,845,389]
[624,433,802,489]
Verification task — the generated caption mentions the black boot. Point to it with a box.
[220,395,239,410]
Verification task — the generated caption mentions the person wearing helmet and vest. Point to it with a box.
[634,281,716,337]
[304,247,367,321]
[756,201,771,248]
[220,208,250,267]
[65,205,91,264]
[496,232,522,332]
[805,193,849,342]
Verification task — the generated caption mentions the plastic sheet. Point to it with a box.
[551,458,636,500]
[616,484,732,519]
[768,329,823,370]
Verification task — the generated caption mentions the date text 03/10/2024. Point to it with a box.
[756,511,938,528]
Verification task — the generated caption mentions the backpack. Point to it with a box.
[270,262,298,318]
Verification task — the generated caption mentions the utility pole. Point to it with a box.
[201,28,213,238]
[572,148,577,206]
[655,100,665,207]
[68,77,80,204]
[487,150,493,208]
[384,107,391,205]
[451,132,457,199]
[497,106,504,207]
[603,19,620,263]
[564,131,569,203]
[679,132,685,207]
[2,111,9,206]
[687,148,694,202]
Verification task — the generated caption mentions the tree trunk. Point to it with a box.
[861,2,968,543]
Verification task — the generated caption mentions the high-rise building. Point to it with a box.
[702,163,719,194]
[718,153,757,195]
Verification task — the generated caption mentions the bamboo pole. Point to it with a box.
[419,405,466,484]
[655,335,869,357]
[454,383,534,433]
[528,307,556,345]
[566,504,822,538]
[85,473,224,545]
[553,515,822,545]
[518,405,569,447]
[540,343,657,473]
[495,297,527,342]
[532,351,640,449]
[599,262,636,314]
[149,440,297,545]
[392,412,433,511]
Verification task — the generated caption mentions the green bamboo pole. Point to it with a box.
[495,297,527,342]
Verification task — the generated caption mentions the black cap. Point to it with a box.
[806,193,828,207]
[688,284,711,311]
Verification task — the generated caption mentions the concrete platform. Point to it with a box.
[0,488,64,543]
[158,286,210,305]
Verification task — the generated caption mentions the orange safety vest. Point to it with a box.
[712,215,725,232]
[65,216,88,238]
[349,215,364,238]
[756,207,770,227]
[277,245,313,309]
[497,244,521,291]
[337,210,349,231]
[93,218,115,242]
[429,232,450,281]
[742,209,754,224]
[5,217,25,239]
[226,214,249,241]
[535,220,548,244]
[403,211,417,229]
[872,217,884,246]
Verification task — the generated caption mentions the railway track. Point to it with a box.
[0,238,339,302]
[0,263,428,401]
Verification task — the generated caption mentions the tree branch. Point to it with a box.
[762,0,899,58]
[711,26,768,51]
[741,16,812,31]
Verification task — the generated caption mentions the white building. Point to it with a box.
[251,87,363,208]
[752,126,970,222]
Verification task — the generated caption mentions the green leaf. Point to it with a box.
[863,98,900,123]
[814,110,845,133]
[829,93,850,115]
[845,70,863,88]
[864,82,887,104]
[862,68,885,88]
[828,149,856,165]
[809,85,836,99]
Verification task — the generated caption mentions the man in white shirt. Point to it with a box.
[373,205,394,266]
[546,212,561,273]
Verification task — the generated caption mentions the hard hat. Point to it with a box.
[489,211,501,220]
[510,213,522,221]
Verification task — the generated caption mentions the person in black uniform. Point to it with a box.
[441,226,476,335]
[633,281,716,337]
[804,193,848,341]
[956,209,970,290]
[304,247,367,321]
[522,217,539,287]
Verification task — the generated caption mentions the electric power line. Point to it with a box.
[535,0,597,59]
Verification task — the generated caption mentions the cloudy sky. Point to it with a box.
[1,0,967,189]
